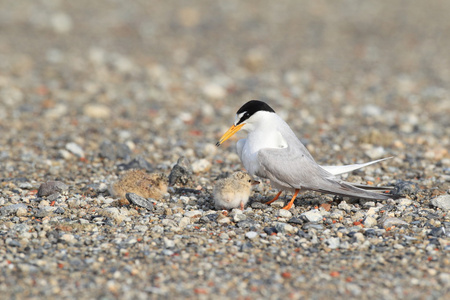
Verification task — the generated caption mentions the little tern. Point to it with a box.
[216,100,392,210]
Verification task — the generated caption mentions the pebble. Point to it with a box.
[83,103,111,119]
[117,156,153,171]
[275,222,297,234]
[393,180,419,195]
[301,209,322,223]
[168,156,193,186]
[245,231,258,239]
[338,201,352,212]
[326,237,340,249]
[37,181,69,197]
[191,159,212,173]
[202,83,227,100]
[0,203,28,215]
[276,209,292,219]
[379,216,408,228]
[184,210,203,218]
[65,142,85,158]
[431,195,450,210]
[398,198,413,206]
[16,207,28,217]
[99,141,131,160]
[125,193,154,210]
[363,216,377,228]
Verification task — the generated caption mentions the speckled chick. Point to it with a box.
[213,171,258,210]
[110,169,168,200]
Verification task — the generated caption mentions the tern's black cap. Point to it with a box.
[236,100,275,124]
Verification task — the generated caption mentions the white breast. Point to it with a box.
[237,129,287,177]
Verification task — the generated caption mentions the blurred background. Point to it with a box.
[0,0,449,172]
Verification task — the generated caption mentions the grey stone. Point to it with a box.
[301,209,322,223]
[126,193,154,210]
[37,181,69,197]
[0,203,28,215]
[431,195,450,210]
[169,156,193,186]
[65,142,85,158]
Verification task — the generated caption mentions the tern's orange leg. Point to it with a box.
[265,191,282,205]
[240,201,244,210]
[282,189,300,210]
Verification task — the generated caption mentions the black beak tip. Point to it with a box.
[215,142,221,147]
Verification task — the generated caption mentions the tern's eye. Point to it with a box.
[248,179,252,182]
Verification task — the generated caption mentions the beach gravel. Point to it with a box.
[0,1,449,299]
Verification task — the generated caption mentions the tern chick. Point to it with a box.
[109,169,168,201]
[213,171,259,210]
[216,100,394,210]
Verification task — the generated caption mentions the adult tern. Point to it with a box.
[216,100,393,210]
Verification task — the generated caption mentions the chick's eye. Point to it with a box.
[248,179,252,182]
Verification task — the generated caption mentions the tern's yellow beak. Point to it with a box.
[216,123,245,146]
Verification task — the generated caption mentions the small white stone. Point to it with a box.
[398,198,413,206]
[233,213,247,222]
[245,231,258,239]
[217,216,231,224]
[330,209,344,219]
[276,209,292,219]
[353,232,365,242]
[65,142,85,158]
[178,217,190,227]
[16,207,28,217]
[202,83,226,100]
[338,201,352,212]
[431,195,450,210]
[163,237,175,248]
[363,216,377,228]
[326,237,340,249]
[301,209,322,223]
[83,104,111,119]
[275,222,297,234]
[60,234,75,243]
[191,159,211,173]
[184,210,202,218]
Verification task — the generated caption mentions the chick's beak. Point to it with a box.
[216,123,245,146]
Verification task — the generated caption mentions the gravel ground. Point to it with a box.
[1,1,450,299]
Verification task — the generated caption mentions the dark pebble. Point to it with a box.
[302,223,324,230]
[55,207,65,214]
[393,180,419,196]
[288,217,304,225]
[37,181,69,197]
[237,220,260,230]
[169,156,193,186]
[250,202,267,209]
[296,229,308,238]
[125,193,154,210]
[117,156,153,171]
[99,140,131,160]
[429,227,445,237]
[47,193,60,202]
[7,239,21,247]
[264,227,277,235]
[34,209,49,218]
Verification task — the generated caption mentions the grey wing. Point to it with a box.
[257,146,332,191]
[258,147,391,200]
